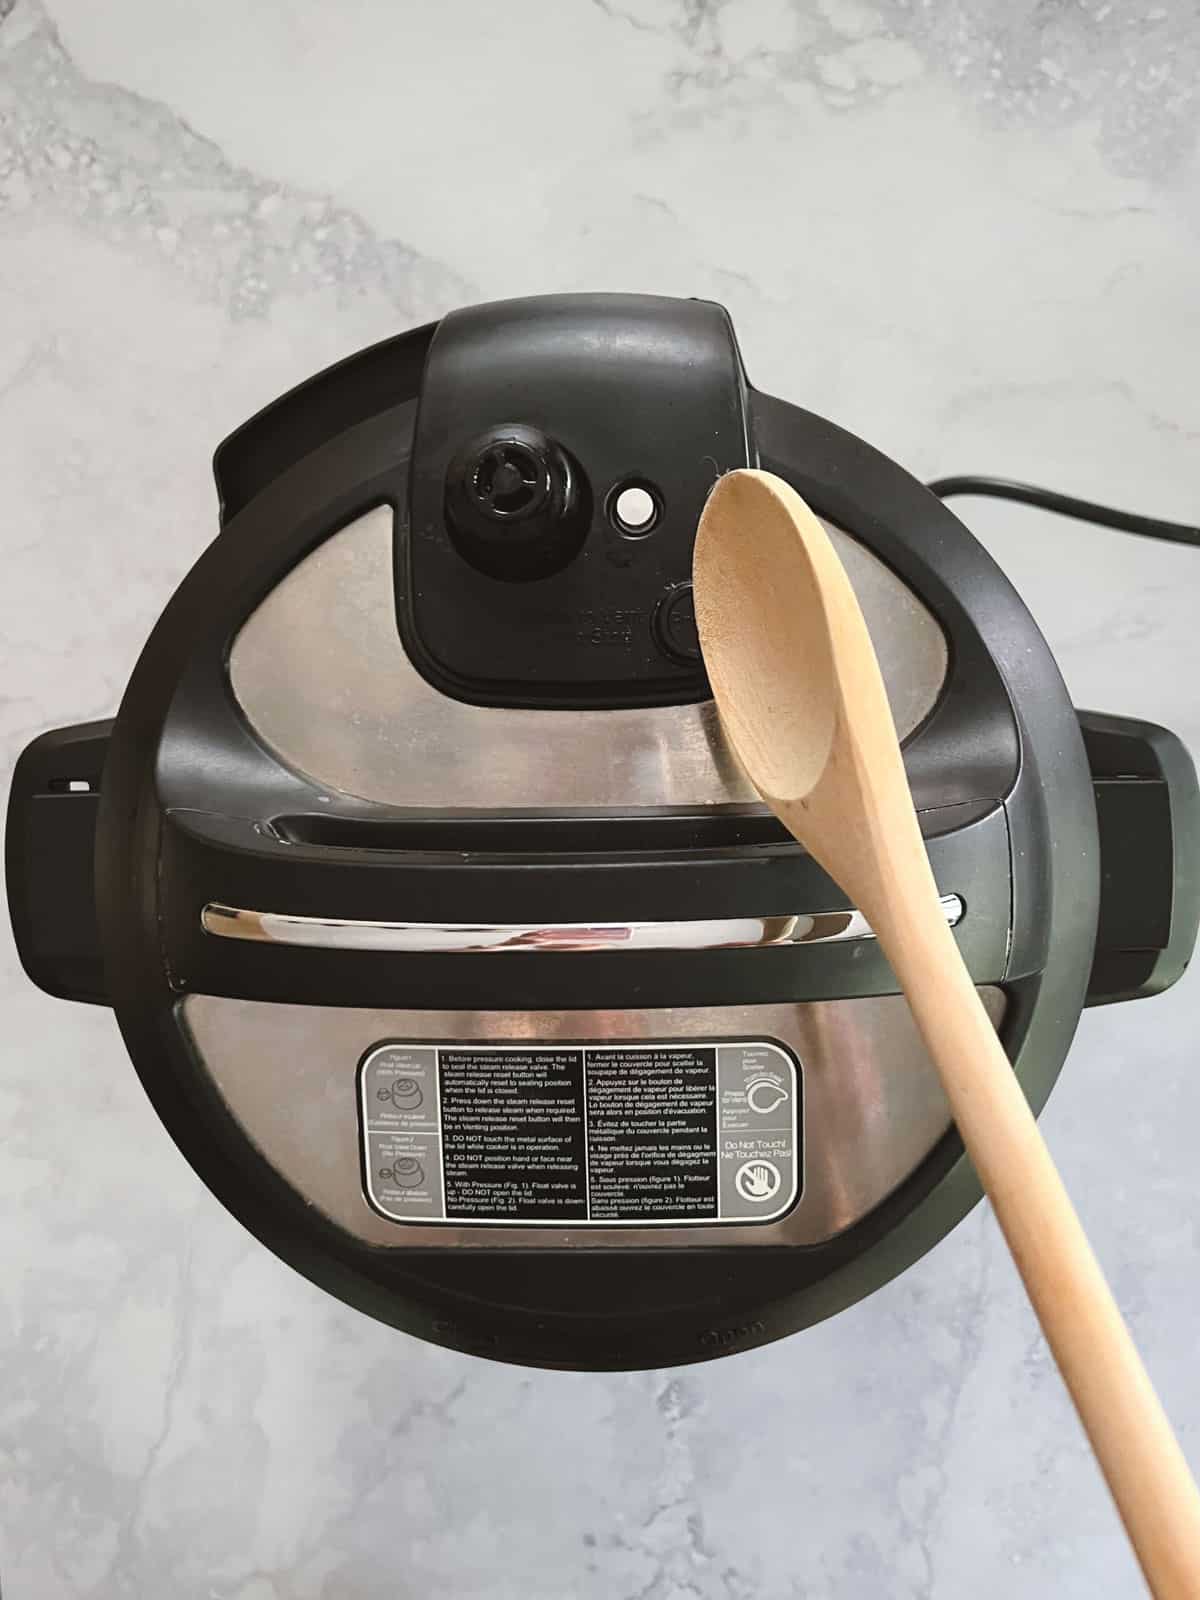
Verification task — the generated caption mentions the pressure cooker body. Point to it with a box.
[8,294,1199,1370]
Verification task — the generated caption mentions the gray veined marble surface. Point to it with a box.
[1,0,1198,1594]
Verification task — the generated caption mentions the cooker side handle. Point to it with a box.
[5,720,112,1005]
[1081,710,1200,1005]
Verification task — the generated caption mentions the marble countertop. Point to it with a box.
[2,1,1198,1594]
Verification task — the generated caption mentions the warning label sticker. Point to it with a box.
[360,1040,800,1227]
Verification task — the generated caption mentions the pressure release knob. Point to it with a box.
[444,423,589,581]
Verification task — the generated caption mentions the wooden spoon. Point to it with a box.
[693,467,1200,1598]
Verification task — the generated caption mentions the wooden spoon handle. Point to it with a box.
[881,891,1200,1597]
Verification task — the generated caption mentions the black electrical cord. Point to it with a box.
[927,475,1200,550]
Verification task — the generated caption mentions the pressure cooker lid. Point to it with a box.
[7,293,1198,1369]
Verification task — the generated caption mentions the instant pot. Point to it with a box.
[8,293,1198,1369]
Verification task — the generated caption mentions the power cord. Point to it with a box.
[928,475,1200,550]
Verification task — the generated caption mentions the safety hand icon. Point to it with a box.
[734,1159,782,1203]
